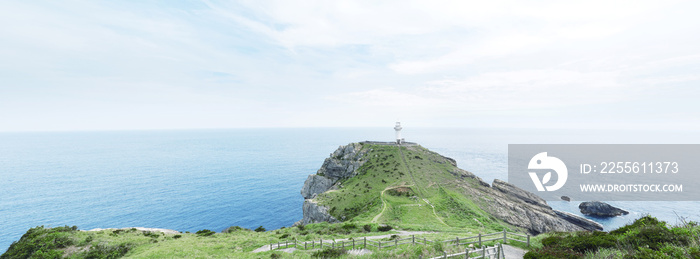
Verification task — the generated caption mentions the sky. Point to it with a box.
[1,0,699,132]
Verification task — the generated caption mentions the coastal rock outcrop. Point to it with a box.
[316,143,368,181]
[298,143,368,225]
[301,174,334,199]
[296,142,605,234]
[300,199,339,225]
[479,179,601,234]
[579,201,629,217]
[554,210,604,231]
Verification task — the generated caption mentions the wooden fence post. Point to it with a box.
[364,237,367,248]
[320,239,322,248]
[424,237,427,245]
[482,246,486,259]
[353,239,355,249]
[412,235,415,245]
[395,239,398,249]
[285,240,288,248]
[305,241,307,250]
[478,233,482,246]
[503,229,507,243]
[456,237,459,246]
[527,234,530,247]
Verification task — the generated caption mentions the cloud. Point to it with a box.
[0,0,699,130]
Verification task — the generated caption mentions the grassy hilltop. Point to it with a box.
[312,143,511,232]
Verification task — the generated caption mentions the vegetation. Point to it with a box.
[314,144,513,233]
[525,216,700,259]
[8,144,698,258]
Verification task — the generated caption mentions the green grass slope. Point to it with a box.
[315,143,513,233]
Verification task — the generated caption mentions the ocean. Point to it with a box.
[1,128,699,251]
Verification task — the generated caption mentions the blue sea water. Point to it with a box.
[1,128,699,252]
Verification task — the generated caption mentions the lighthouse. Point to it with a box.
[394,122,403,144]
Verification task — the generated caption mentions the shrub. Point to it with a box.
[1,226,77,259]
[84,243,132,258]
[173,235,182,239]
[524,246,582,259]
[143,231,160,238]
[279,233,290,239]
[311,248,346,258]
[255,226,267,232]
[195,229,215,237]
[341,223,356,230]
[363,224,372,232]
[296,225,305,231]
[377,225,393,232]
[223,226,250,233]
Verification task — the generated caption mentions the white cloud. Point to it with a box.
[0,0,699,130]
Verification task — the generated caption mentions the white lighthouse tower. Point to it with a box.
[394,122,403,144]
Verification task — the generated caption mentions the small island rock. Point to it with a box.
[561,196,571,202]
[579,201,629,217]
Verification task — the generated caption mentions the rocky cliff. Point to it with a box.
[298,143,368,225]
[484,180,603,233]
[297,142,602,235]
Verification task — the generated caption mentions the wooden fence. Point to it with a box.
[269,229,528,252]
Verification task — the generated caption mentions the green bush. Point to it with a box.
[363,224,372,232]
[377,225,392,232]
[84,243,132,259]
[143,231,160,238]
[311,248,346,258]
[255,226,267,232]
[1,226,77,259]
[223,226,250,233]
[341,223,356,230]
[195,229,215,237]
[173,235,182,239]
[621,224,688,250]
[524,246,582,259]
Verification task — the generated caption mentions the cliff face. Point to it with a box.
[299,143,368,224]
[484,180,602,234]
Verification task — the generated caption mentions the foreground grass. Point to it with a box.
[525,216,700,259]
[2,222,522,258]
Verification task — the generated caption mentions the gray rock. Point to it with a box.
[492,179,549,208]
[298,143,368,225]
[554,210,604,231]
[316,143,367,181]
[579,201,629,217]
[301,175,334,199]
[561,196,571,202]
[301,199,339,225]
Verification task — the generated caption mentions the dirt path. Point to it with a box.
[253,230,435,253]
[502,244,527,258]
[371,187,389,223]
[372,185,414,223]
[398,146,448,226]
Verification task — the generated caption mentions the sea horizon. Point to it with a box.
[2,127,699,251]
